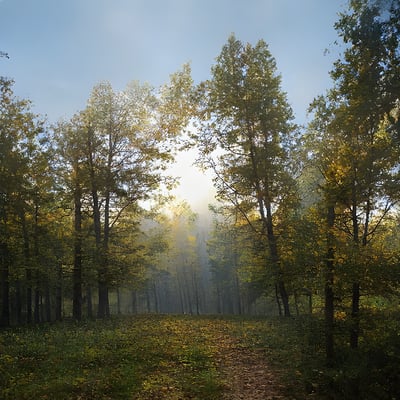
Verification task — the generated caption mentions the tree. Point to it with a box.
[52,117,88,321]
[331,0,400,349]
[0,78,45,326]
[52,65,193,318]
[195,35,298,316]
[308,0,400,361]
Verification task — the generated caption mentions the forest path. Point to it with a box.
[211,328,286,399]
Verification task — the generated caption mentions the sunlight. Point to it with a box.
[167,147,216,214]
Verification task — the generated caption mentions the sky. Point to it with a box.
[0,0,347,212]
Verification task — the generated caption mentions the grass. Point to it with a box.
[0,315,224,400]
[1,313,399,399]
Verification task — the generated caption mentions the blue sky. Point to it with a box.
[1,0,346,124]
[0,0,347,210]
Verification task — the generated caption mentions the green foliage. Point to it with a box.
[195,35,299,316]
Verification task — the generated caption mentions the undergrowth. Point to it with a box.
[0,315,223,400]
[0,313,399,399]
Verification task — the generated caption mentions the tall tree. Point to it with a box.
[308,0,400,357]
[53,117,88,321]
[195,35,298,316]
[0,78,44,326]
[333,0,399,349]
[73,66,193,318]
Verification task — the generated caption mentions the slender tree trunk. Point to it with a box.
[86,286,93,318]
[177,271,185,314]
[146,284,151,312]
[33,203,40,324]
[277,279,290,316]
[45,284,51,322]
[350,191,360,350]
[294,291,300,316]
[92,205,108,320]
[265,202,290,316]
[249,140,290,316]
[192,270,200,315]
[21,213,32,323]
[98,124,114,319]
[97,188,111,318]
[350,282,360,349]
[153,282,159,313]
[0,242,10,327]
[86,124,109,319]
[26,271,32,323]
[325,204,335,365]
[55,262,62,321]
[183,270,193,315]
[275,283,282,316]
[34,284,40,323]
[234,271,242,315]
[131,290,137,314]
[117,287,122,315]
[72,176,82,321]
[216,284,222,314]
[15,280,22,324]
[98,281,109,317]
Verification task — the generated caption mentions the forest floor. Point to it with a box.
[0,315,309,399]
[215,330,286,399]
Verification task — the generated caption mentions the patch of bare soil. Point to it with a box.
[215,334,287,400]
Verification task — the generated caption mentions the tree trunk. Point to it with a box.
[55,262,62,321]
[350,282,360,349]
[86,286,93,318]
[26,273,32,323]
[277,279,290,317]
[264,201,290,316]
[98,281,109,318]
[146,284,151,312]
[97,191,110,318]
[294,291,300,316]
[249,138,290,317]
[34,283,40,324]
[15,280,22,324]
[0,242,10,327]
[153,282,159,313]
[21,214,32,324]
[177,271,185,314]
[234,271,242,315]
[45,284,51,322]
[275,283,282,316]
[98,126,113,319]
[33,204,40,324]
[87,124,109,319]
[350,190,361,350]
[216,284,222,314]
[325,205,335,365]
[192,270,200,315]
[131,290,137,314]
[72,178,82,321]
